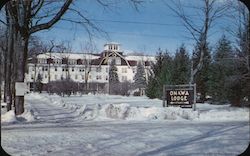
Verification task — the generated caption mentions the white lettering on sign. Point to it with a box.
[169,90,190,104]
[170,90,189,96]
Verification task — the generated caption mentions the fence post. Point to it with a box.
[193,83,196,111]
[162,85,165,107]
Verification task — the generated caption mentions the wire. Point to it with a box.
[90,19,183,26]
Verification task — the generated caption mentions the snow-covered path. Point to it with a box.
[1,94,249,156]
[25,95,78,124]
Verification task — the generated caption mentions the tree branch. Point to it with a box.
[29,0,73,35]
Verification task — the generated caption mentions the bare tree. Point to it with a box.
[228,1,249,75]
[80,42,97,91]
[164,0,229,83]
[2,0,142,115]
[0,26,7,106]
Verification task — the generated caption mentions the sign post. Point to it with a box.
[163,84,196,110]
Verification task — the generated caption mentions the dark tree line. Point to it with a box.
[146,46,190,99]
[146,32,249,107]
[146,0,249,107]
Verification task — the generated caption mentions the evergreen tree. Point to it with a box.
[109,59,119,94]
[146,49,173,99]
[208,35,234,103]
[193,40,211,102]
[134,61,146,90]
[172,44,190,85]
[231,15,250,106]
[36,73,43,93]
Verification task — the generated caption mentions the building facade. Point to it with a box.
[25,43,155,91]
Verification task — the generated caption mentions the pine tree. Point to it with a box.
[208,35,234,103]
[36,73,43,93]
[109,59,119,83]
[134,61,146,90]
[146,49,173,99]
[172,44,190,85]
[109,59,119,94]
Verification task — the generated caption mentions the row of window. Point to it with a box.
[108,45,119,50]
[38,59,76,65]
[31,74,127,81]
[31,66,133,73]
[31,67,86,72]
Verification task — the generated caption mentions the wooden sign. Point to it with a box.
[163,84,196,110]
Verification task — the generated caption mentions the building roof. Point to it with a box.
[36,53,100,60]
[125,55,156,62]
[104,42,121,46]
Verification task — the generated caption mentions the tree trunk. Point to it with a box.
[14,32,28,115]
[5,11,14,111]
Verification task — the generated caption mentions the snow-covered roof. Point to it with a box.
[37,53,99,60]
[125,55,156,62]
[104,42,121,45]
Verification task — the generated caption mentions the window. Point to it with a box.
[75,75,78,80]
[42,67,48,71]
[116,58,121,65]
[72,68,74,72]
[69,60,76,65]
[31,74,34,80]
[96,67,101,72]
[56,59,61,64]
[62,68,65,71]
[55,67,57,71]
[122,76,127,81]
[106,76,108,81]
[133,68,136,73]
[45,74,47,79]
[55,75,57,80]
[82,75,84,80]
[96,75,102,80]
[122,68,127,73]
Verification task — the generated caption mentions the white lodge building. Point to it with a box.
[26,42,155,92]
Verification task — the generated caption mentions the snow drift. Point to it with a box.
[6,93,248,123]
[98,103,199,121]
[1,110,17,123]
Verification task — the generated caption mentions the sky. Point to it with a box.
[35,0,244,56]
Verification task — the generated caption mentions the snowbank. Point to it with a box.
[1,109,35,123]
[97,104,199,121]
[1,110,17,123]
[17,110,35,122]
[42,93,250,122]
[197,107,249,121]
[23,93,250,122]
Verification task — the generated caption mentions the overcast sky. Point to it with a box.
[35,0,242,55]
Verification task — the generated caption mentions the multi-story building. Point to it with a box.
[25,42,155,92]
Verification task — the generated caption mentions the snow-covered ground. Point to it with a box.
[1,93,249,155]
